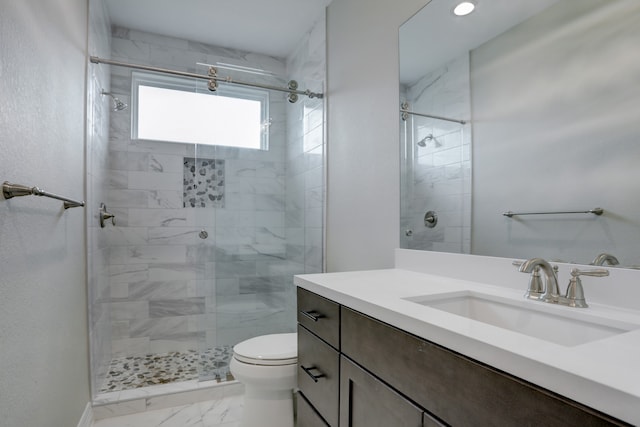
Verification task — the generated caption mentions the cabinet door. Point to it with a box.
[339,356,426,427]
[297,391,330,427]
[298,324,340,427]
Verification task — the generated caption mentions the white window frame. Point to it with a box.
[131,71,270,150]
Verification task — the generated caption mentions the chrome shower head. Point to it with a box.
[101,90,128,112]
[417,134,442,148]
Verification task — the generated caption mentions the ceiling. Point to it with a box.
[400,0,561,85]
[104,0,333,58]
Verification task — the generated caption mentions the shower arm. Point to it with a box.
[89,56,324,101]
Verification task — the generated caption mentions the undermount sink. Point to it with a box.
[404,291,639,346]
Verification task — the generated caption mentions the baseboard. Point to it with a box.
[77,402,94,427]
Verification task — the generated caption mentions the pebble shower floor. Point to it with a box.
[100,346,234,393]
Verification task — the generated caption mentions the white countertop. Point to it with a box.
[295,266,640,425]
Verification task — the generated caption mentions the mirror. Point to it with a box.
[399,0,640,267]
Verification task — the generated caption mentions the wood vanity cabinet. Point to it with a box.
[296,288,630,427]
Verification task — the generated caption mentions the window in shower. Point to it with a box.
[131,71,270,149]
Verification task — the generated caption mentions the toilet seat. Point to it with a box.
[233,333,297,366]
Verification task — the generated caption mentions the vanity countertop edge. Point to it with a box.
[294,268,640,425]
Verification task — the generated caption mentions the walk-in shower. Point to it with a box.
[86,0,325,402]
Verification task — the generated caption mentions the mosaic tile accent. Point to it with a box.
[183,157,225,208]
[100,346,234,393]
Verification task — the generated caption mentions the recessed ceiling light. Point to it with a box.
[453,1,476,16]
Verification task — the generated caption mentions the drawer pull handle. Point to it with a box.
[300,365,325,383]
[300,310,324,322]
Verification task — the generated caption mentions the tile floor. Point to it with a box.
[93,394,243,427]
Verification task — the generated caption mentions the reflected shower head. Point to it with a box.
[417,134,441,147]
[101,90,128,112]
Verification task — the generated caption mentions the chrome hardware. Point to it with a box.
[518,258,560,303]
[517,258,607,308]
[424,211,437,228]
[300,310,324,322]
[208,66,217,77]
[405,229,413,237]
[288,80,298,90]
[591,253,619,266]
[300,365,325,383]
[207,80,218,92]
[199,229,208,239]
[89,56,324,100]
[99,203,115,228]
[564,268,609,308]
[2,181,85,209]
[287,93,298,103]
[513,261,543,299]
[400,101,466,124]
[503,208,603,218]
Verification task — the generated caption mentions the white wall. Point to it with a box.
[0,0,90,425]
[326,0,428,271]
[471,0,640,266]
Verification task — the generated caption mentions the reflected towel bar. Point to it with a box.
[2,181,85,209]
[503,208,603,218]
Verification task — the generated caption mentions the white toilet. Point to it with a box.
[230,333,298,427]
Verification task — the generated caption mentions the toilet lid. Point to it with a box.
[233,333,297,366]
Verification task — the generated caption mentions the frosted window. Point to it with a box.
[132,72,269,150]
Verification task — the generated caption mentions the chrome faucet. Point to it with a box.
[516,258,609,307]
[518,258,560,303]
[591,253,619,266]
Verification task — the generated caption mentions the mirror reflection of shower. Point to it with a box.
[101,90,128,111]
[416,133,442,148]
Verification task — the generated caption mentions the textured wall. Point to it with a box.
[326,0,428,271]
[0,0,90,426]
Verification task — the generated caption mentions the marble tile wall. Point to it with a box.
[98,19,324,368]
[87,0,113,398]
[401,54,471,254]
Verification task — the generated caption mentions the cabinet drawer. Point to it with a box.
[298,324,340,427]
[341,307,628,427]
[296,391,330,427]
[297,287,340,349]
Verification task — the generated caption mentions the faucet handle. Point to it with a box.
[513,260,545,299]
[564,268,609,308]
[571,268,609,278]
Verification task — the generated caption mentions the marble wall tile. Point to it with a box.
[111,301,149,320]
[129,317,190,338]
[148,190,183,209]
[109,245,187,265]
[129,281,192,300]
[109,264,150,285]
[147,227,207,245]
[149,298,206,317]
